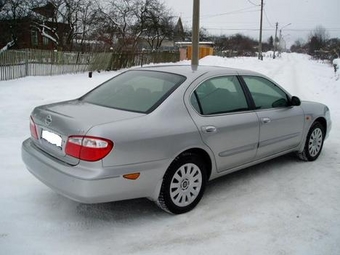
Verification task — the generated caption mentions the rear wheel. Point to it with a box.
[157,153,207,214]
[298,122,325,161]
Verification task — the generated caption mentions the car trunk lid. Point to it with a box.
[31,100,144,165]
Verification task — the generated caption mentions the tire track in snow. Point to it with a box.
[269,53,304,98]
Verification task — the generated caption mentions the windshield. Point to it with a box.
[81,70,186,113]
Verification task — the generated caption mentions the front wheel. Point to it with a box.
[157,153,207,214]
[298,122,325,161]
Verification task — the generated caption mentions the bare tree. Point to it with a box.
[135,0,174,50]
[184,26,210,42]
[0,0,30,20]
[308,25,330,55]
[93,0,140,52]
[309,25,330,44]
[77,0,99,51]
[1,0,175,52]
[92,0,175,52]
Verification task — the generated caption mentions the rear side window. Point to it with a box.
[191,76,249,115]
[242,76,289,109]
[82,70,186,113]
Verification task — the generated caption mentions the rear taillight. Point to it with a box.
[65,136,113,161]
[30,116,39,139]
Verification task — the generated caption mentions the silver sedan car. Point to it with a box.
[22,65,331,214]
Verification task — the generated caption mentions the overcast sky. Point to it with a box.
[164,0,339,45]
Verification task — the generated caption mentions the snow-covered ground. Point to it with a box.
[1,53,339,255]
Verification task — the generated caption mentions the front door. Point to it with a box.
[241,76,305,159]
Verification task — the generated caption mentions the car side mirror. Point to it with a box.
[291,96,301,106]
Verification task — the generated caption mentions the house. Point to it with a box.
[173,17,185,43]
[0,2,71,51]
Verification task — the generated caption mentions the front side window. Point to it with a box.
[82,70,185,113]
[191,76,249,115]
[242,76,289,109]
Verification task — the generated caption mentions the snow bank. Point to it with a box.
[0,53,339,255]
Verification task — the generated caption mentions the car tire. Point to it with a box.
[157,153,207,214]
[298,122,325,161]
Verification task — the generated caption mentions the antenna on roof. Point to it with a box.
[191,0,200,71]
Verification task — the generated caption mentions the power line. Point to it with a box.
[205,28,275,31]
[201,7,259,19]
[181,6,260,20]
[204,27,340,32]
[247,0,260,7]
[201,9,260,19]
[263,9,274,28]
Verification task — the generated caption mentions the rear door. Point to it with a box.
[241,76,305,159]
[188,75,260,172]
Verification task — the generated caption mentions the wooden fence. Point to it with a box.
[0,49,179,81]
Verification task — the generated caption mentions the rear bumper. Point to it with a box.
[22,138,166,203]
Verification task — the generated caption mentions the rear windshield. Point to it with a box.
[81,70,186,113]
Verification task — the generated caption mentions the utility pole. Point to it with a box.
[273,22,278,59]
[279,23,291,54]
[258,0,264,60]
[192,0,200,70]
[279,29,282,54]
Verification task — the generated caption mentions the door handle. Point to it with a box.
[203,126,217,133]
[261,117,271,124]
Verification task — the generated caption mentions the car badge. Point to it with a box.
[45,115,52,126]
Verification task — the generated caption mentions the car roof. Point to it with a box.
[135,64,262,78]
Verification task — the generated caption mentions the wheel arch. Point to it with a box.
[157,147,212,214]
[314,117,327,134]
[299,116,327,152]
[174,148,213,181]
